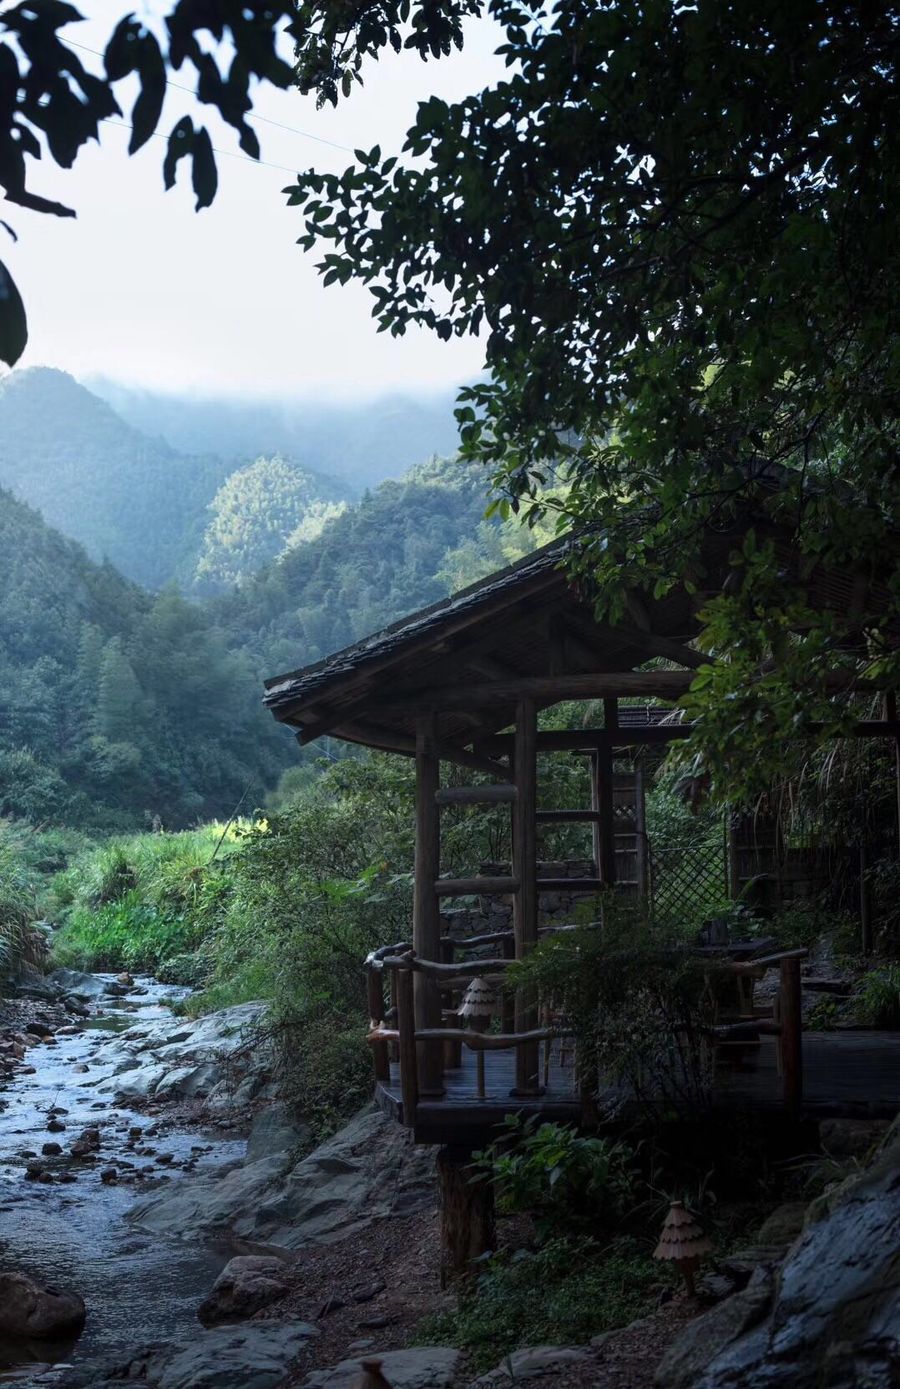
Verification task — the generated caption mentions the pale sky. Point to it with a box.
[6,4,503,399]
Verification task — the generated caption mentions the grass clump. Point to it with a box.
[419,1236,665,1370]
[855,964,900,1029]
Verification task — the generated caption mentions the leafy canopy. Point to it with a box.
[6,1,899,795]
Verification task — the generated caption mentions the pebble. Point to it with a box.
[41,1143,63,1157]
[100,1168,118,1184]
[46,1119,66,1133]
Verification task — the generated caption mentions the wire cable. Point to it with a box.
[68,38,355,155]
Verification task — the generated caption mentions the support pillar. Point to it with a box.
[512,697,540,1095]
[437,1145,495,1287]
[414,715,444,1096]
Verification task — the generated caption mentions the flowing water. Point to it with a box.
[0,977,246,1385]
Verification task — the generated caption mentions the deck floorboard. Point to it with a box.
[376,1031,900,1143]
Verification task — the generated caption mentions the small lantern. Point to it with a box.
[653,1200,712,1297]
[459,976,497,1099]
[351,1359,393,1389]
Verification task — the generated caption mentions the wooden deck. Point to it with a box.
[375,1031,900,1144]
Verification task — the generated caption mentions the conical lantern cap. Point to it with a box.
[653,1200,713,1265]
[459,976,497,1019]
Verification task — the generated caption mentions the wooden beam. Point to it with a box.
[435,785,517,805]
[597,698,617,887]
[513,697,540,1095]
[372,671,696,712]
[434,876,519,896]
[414,716,444,1097]
[329,722,510,778]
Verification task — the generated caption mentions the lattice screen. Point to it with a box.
[651,842,728,927]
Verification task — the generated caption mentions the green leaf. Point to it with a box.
[0,258,27,366]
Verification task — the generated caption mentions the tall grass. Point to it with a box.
[0,823,40,983]
[50,823,244,975]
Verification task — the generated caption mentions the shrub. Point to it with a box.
[511,905,716,1119]
[473,1115,638,1241]
[0,828,38,983]
[418,1236,666,1370]
[855,965,900,1029]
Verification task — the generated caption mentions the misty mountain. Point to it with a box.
[0,369,351,592]
[88,377,461,489]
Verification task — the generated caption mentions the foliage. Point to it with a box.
[50,824,242,973]
[418,1235,666,1370]
[473,1115,638,1241]
[283,1,900,801]
[0,825,38,984]
[855,966,900,1031]
[512,907,716,1118]
[194,454,348,592]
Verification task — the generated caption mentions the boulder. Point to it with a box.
[301,1347,460,1389]
[470,1346,591,1386]
[0,1271,86,1340]
[656,1119,900,1387]
[197,1254,290,1326]
[59,1320,315,1389]
[130,1106,435,1249]
[47,968,108,1001]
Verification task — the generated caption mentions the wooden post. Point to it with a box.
[887,693,900,857]
[414,715,444,1096]
[634,761,649,898]
[779,955,803,1113]
[513,697,540,1095]
[859,838,872,957]
[595,748,616,888]
[366,966,390,1083]
[436,1145,495,1287]
[395,963,419,1126]
[589,751,601,875]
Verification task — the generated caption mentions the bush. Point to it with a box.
[0,826,38,983]
[418,1236,666,1370]
[473,1116,638,1241]
[856,965,900,1029]
[512,905,716,1119]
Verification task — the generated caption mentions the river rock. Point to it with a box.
[655,1117,900,1387]
[47,968,109,1001]
[197,1254,290,1326]
[59,1320,315,1389]
[0,1271,86,1339]
[129,1106,435,1248]
[470,1347,592,1386]
[301,1347,460,1389]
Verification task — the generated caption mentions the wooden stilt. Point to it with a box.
[512,697,540,1095]
[437,1145,495,1287]
[414,715,444,1096]
[779,955,803,1113]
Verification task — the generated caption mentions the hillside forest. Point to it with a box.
[0,369,512,828]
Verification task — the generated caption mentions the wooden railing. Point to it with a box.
[363,938,807,1125]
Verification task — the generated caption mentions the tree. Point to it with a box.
[6,2,898,795]
[0,0,476,365]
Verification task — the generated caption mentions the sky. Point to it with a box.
[6,4,504,400]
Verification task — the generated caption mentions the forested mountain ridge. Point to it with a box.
[0,368,235,590]
[0,454,505,827]
[0,486,290,827]
[216,455,496,676]
[90,377,460,489]
[194,453,348,593]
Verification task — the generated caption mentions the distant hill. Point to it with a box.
[0,369,353,592]
[88,377,461,490]
[194,453,348,594]
[0,487,289,827]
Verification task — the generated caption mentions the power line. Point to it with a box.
[68,38,355,155]
[100,115,305,177]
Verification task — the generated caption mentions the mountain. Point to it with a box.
[88,378,461,490]
[217,455,494,676]
[0,486,290,828]
[0,450,499,826]
[0,368,239,590]
[194,453,348,594]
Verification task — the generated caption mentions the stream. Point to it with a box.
[0,976,247,1385]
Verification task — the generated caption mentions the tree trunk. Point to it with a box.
[437,1145,495,1288]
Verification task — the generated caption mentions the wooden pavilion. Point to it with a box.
[264,522,900,1272]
